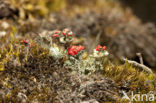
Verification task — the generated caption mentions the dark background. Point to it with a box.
[120,0,156,23]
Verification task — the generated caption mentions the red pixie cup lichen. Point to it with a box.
[55,30,61,34]
[68,46,78,56]
[29,43,34,47]
[22,40,28,44]
[67,31,73,36]
[102,46,106,51]
[76,46,84,52]
[96,45,102,51]
[52,34,59,39]
[62,31,66,35]
[22,40,33,47]
[96,45,106,51]
[62,28,73,37]
[62,28,68,35]
[68,46,85,56]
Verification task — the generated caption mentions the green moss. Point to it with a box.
[0,26,156,102]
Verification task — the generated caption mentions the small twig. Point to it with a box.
[136,53,143,64]
[122,58,153,74]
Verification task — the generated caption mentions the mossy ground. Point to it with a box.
[0,0,156,102]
